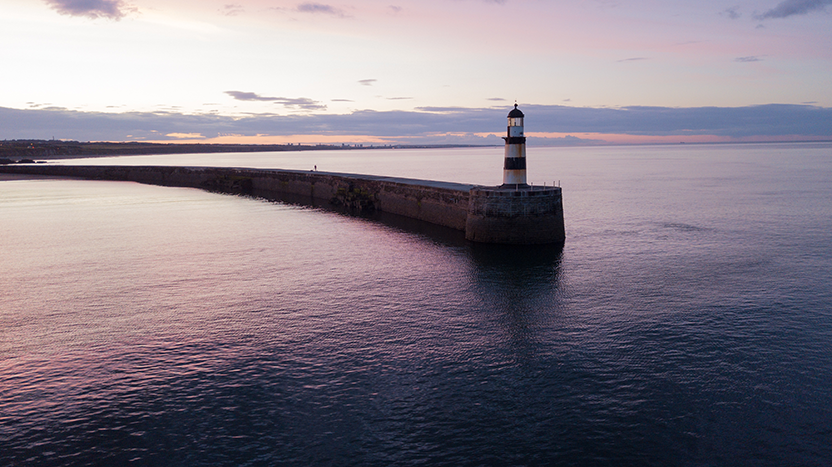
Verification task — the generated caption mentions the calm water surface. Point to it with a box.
[2,143,832,466]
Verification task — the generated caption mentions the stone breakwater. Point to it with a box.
[0,164,565,244]
[466,186,566,244]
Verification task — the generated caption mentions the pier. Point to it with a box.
[0,163,565,244]
[2,106,565,244]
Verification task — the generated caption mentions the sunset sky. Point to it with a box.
[2,0,831,145]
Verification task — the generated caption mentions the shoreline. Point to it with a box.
[2,140,827,163]
[0,173,76,181]
[0,141,491,161]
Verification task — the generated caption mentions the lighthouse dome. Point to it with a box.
[507,104,524,118]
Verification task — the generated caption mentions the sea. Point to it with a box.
[1,143,831,466]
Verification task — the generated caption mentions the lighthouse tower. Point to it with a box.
[502,104,527,186]
[465,104,565,244]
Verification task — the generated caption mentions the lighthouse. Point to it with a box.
[464,104,565,244]
[503,103,527,186]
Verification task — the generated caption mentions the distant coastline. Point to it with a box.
[2,139,829,165]
[0,140,492,162]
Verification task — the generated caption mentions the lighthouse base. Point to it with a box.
[465,185,565,244]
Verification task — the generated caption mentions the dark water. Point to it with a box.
[2,143,831,466]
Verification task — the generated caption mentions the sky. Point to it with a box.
[1,0,831,145]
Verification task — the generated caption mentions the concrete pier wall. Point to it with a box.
[465,186,565,244]
[0,164,564,244]
[0,164,474,232]
[247,168,473,231]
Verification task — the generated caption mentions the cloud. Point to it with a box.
[358,79,377,86]
[721,6,742,19]
[533,134,606,146]
[735,56,763,62]
[225,91,326,110]
[2,104,831,144]
[220,4,244,16]
[525,104,832,138]
[415,107,477,113]
[225,91,275,102]
[276,98,326,111]
[296,2,347,17]
[618,57,649,62]
[44,0,134,20]
[389,5,403,13]
[167,133,205,139]
[331,98,354,102]
[487,98,506,101]
[756,0,832,19]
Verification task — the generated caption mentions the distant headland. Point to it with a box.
[0,140,490,163]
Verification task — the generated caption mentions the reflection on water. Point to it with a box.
[469,242,564,285]
[3,143,832,466]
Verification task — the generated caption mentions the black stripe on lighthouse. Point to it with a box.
[504,157,526,170]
